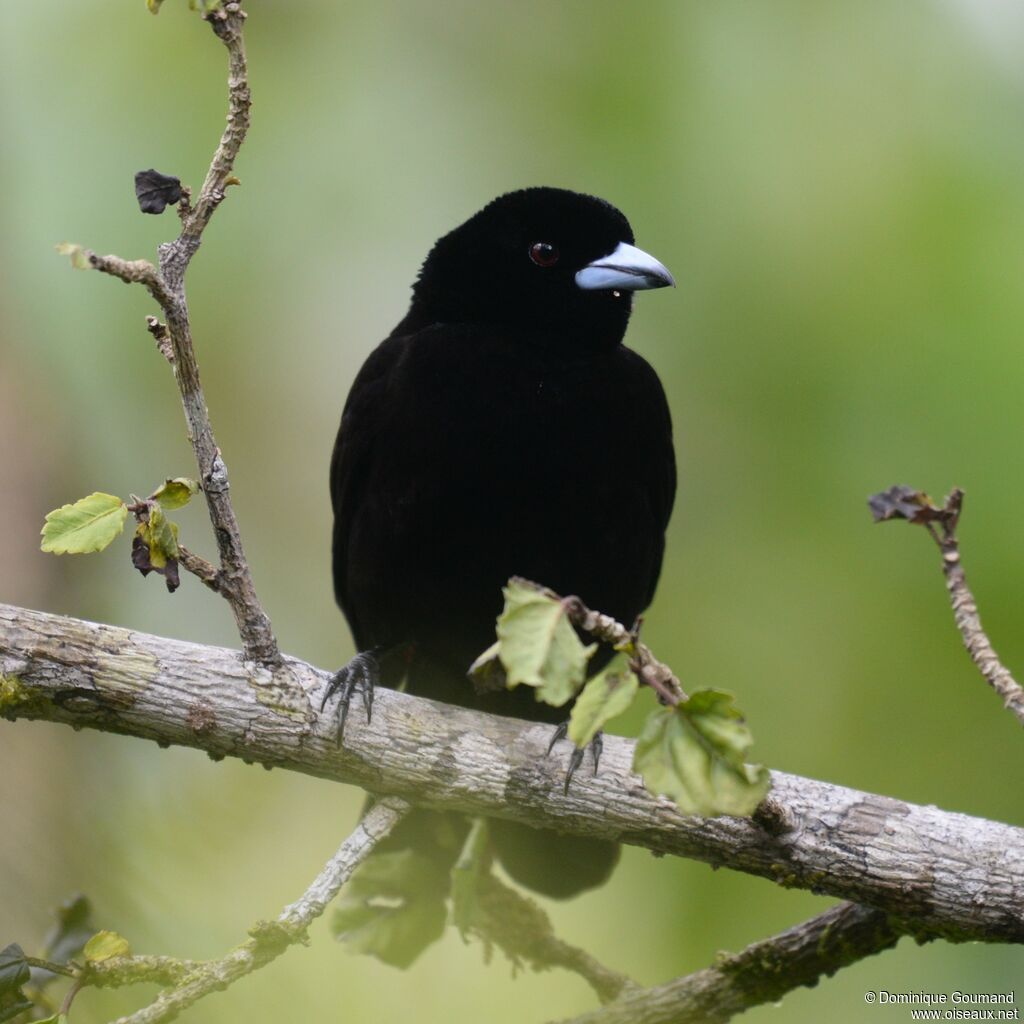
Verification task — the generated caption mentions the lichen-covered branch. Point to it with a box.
[551,902,913,1024]
[870,486,1024,727]
[3,602,1022,945]
[107,797,409,1024]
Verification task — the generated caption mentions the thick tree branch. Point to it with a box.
[3,602,1022,945]
[551,902,913,1024]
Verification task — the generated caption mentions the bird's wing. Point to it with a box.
[329,334,407,643]
[618,346,677,609]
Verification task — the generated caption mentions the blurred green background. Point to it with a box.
[2,1,1023,1021]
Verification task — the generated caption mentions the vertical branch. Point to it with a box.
[78,3,278,665]
[155,3,277,665]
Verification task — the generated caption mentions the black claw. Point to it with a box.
[362,671,374,723]
[547,722,605,792]
[321,648,381,745]
[564,745,586,794]
[546,720,569,756]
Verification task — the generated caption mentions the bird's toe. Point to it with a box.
[321,647,382,744]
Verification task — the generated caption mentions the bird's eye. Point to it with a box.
[529,242,560,268]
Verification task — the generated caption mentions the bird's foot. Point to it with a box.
[321,647,382,744]
[547,722,603,794]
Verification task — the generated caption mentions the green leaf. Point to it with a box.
[633,691,770,818]
[82,930,130,963]
[0,945,33,1023]
[40,493,127,555]
[55,242,91,270]
[138,504,179,569]
[495,580,595,706]
[151,477,199,511]
[0,945,29,996]
[30,1014,67,1024]
[567,652,638,748]
[331,850,447,969]
[467,641,507,694]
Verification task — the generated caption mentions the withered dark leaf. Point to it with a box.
[0,944,31,1024]
[131,533,154,576]
[868,485,947,525]
[131,535,180,593]
[134,168,182,215]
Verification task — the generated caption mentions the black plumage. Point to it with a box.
[329,187,675,913]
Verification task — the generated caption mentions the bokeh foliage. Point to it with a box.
[2,1,1023,1020]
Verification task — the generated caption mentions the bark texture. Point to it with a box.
[3,602,1022,944]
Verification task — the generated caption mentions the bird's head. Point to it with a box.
[406,187,674,351]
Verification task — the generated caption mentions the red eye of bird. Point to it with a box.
[529,242,559,267]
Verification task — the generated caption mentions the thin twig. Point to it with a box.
[512,577,686,704]
[469,873,636,1004]
[551,902,915,1024]
[107,797,410,1024]
[870,486,1024,727]
[86,252,173,307]
[22,956,75,979]
[177,546,223,594]
[929,491,1024,726]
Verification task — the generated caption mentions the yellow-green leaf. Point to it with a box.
[55,242,91,270]
[82,930,130,962]
[151,477,199,511]
[495,580,595,706]
[138,505,179,569]
[567,652,638,748]
[467,640,506,694]
[41,493,128,555]
[633,692,770,818]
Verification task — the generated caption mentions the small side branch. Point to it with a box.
[869,486,1024,727]
[178,4,251,244]
[469,874,635,1004]
[177,546,223,594]
[513,577,685,704]
[106,796,410,1024]
[85,252,174,307]
[551,902,911,1024]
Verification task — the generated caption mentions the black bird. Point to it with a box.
[328,187,675,943]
